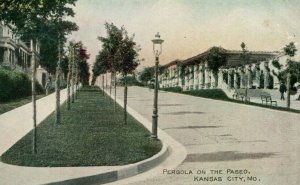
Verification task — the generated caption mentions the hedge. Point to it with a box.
[0,69,44,102]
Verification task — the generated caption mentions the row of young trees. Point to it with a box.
[0,0,91,153]
[92,23,140,124]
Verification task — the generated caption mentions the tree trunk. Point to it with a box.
[55,41,61,125]
[114,72,117,112]
[75,61,79,99]
[287,72,291,108]
[102,75,104,96]
[31,40,37,154]
[71,56,75,103]
[105,72,108,99]
[110,72,112,97]
[67,46,73,110]
[124,74,127,124]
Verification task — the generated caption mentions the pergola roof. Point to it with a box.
[163,47,280,68]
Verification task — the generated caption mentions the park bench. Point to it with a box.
[233,93,250,101]
[261,95,277,106]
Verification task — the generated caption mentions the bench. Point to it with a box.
[261,95,277,106]
[233,93,250,101]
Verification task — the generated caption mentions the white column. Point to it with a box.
[228,69,232,88]
[234,69,239,89]
[218,70,224,87]
[254,65,261,88]
[210,71,215,88]
[178,67,182,88]
[189,66,193,90]
[173,68,176,87]
[204,62,210,88]
[264,62,269,89]
[199,64,204,89]
[239,67,245,89]
[247,65,252,88]
[193,65,199,90]
[184,68,189,91]
[273,72,279,89]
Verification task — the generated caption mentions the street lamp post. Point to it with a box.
[151,32,164,139]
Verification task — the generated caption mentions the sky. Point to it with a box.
[67,0,300,70]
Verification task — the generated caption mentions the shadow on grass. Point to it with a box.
[184,151,275,162]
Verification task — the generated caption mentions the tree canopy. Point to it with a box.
[240,42,250,65]
[207,47,226,72]
[117,31,140,76]
[283,42,297,57]
[93,22,140,78]
[0,0,78,73]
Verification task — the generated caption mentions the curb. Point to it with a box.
[46,144,170,185]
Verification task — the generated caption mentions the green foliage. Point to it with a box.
[0,0,79,74]
[271,59,282,70]
[117,31,140,76]
[0,69,31,102]
[0,95,45,114]
[278,70,299,87]
[78,61,90,85]
[95,22,140,80]
[119,75,143,86]
[283,42,297,57]
[240,42,250,65]
[184,89,229,100]
[60,57,69,79]
[68,41,90,85]
[161,87,183,93]
[93,51,109,76]
[207,47,226,72]
[162,87,229,100]
[138,65,165,85]
[98,22,123,72]
[1,87,162,166]
[139,67,154,84]
[37,20,78,74]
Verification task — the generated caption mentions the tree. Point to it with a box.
[37,21,78,74]
[98,22,123,111]
[139,67,155,85]
[240,42,250,101]
[283,42,297,108]
[78,57,90,86]
[92,50,109,85]
[0,0,78,153]
[207,47,226,88]
[117,29,140,124]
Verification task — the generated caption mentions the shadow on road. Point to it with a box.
[163,125,220,130]
[162,111,204,115]
[184,151,275,162]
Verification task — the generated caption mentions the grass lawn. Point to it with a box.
[1,86,162,167]
[0,95,45,114]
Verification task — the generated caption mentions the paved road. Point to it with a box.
[112,86,300,185]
